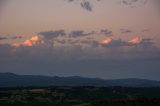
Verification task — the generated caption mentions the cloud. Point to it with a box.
[120,29,132,34]
[99,29,112,36]
[67,39,81,45]
[80,0,93,12]
[66,0,93,11]
[120,0,148,7]
[38,30,66,39]
[0,36,8,40]
[0,35,22,41]
[66,0,103,2]
[0,35,160,80]
[121,0,138,5]
[10,36,23,40]
[101,38,131,48]
[80,40,99,47]
[55,39,67,44]
[1,37,158,61]
[101,37,154,48]
[66,0,103,12]
[12,35,44,47]
[0,40,160,79]
[69,30,93,38]
[54,37,99,47]
[128,37,142,44]
[101,37,112,45]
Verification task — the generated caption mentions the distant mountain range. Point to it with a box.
[0,72,160,87]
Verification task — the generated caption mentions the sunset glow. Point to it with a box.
[12,35,44,47]
[128,37,142,44]
[101,37,112,45]
[0,0,160,80]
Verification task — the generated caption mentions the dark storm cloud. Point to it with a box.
[69,30,93,38]
[38,30,66,39]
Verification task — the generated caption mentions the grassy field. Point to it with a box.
[0,86,160,106]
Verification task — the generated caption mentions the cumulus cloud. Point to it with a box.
[101,37,112,45]
[1,36,158,61]
[12,35,44,47]
[101,38,132,47]
[101,37,154,48]
[128,37,142,44]
[0,35,160,79]
[1,29,157,61]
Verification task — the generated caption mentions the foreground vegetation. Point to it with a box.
[0,86,160,106]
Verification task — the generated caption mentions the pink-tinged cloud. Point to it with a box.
[23,40,33,47]
[128,37,142,44]
[101,37,112,45]
[12,35,44,47]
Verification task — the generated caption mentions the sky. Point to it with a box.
[0,0,160,80]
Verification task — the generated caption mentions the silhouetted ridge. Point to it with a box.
[0,73,160,87]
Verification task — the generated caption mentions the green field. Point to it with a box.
[0,86,160,106]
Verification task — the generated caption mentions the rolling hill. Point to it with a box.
[0,72,160,87]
